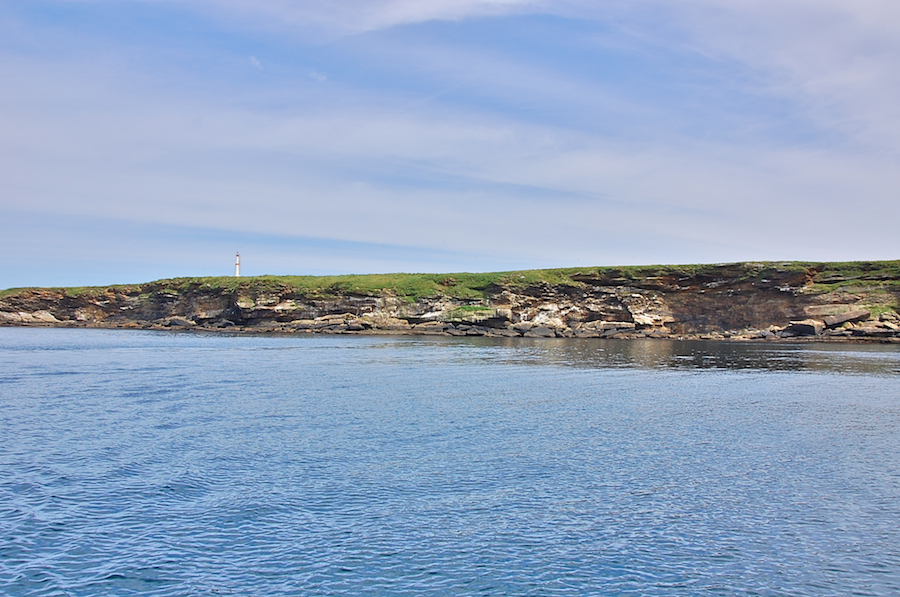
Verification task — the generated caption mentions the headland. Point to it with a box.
[2,261,899,342]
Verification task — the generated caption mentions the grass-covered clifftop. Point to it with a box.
[6,260,898,302]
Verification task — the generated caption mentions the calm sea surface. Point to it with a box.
[1,328,899,596]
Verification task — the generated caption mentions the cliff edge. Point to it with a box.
[2,261,899,341]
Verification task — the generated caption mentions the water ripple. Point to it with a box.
[1,328,899,595]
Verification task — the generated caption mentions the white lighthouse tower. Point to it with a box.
[235,252,241,277]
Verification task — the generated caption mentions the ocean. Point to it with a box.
[2,327,899,596]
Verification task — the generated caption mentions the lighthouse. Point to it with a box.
[235,252,241,277]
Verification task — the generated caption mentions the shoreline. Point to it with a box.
[3,320,899,344]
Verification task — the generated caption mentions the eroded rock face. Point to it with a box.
[2,263,899,341]
[0,310,58,324]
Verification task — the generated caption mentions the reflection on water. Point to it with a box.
[2,328,899,376]
[393,336,900,376]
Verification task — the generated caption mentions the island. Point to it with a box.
[2,261,899,342]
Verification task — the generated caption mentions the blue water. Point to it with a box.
[2,328,899,596]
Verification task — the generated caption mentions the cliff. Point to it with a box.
[2,261,899,341]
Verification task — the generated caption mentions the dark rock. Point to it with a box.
[161,316,195,327]
[524,326,556,338]
[785,319,824,336]
[823,309,870,328]
[824,329,852,336]
[574,329,601,338]
[491,328,520,337]
[747,329,775,338]
[851,325,896,337]
[601,328,630,338]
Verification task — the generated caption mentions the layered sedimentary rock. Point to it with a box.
[2,262,899,341]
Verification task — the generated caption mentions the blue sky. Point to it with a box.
[2,0,898,287]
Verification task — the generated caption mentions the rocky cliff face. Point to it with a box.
[2,262,899,341]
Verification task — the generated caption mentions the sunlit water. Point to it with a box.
[2,328,899,596]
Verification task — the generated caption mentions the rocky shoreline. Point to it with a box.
[2,261,899,343]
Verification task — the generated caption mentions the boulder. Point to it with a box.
[824,328,851,336]
[491,328,521,337]
[32,310,60,323]
[852,325,896,337]
[601,328,631,338]
[574,329,601,338]
[804,304,855,317]
[823,309,870,328]
[160,316,195,327]
[785,319,824,336]
[524,326,556,338]
[578,320,635,332]
[645,328,671,338]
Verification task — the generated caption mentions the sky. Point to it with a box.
[1,0,898,287]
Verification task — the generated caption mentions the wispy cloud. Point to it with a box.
[1,1,898,286]
[173,0,545,33]
[144,0,900,150]
[648,0,900,148]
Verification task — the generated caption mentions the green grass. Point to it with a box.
[805,260,900,293]
[810,260,900,282]
[3,260,899,303]
[868,304,900,318]
[139,270,587,302]
[452,305,494,312]
[0,285,108,299]
[808,280,900,294]
[447,304,495,320]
